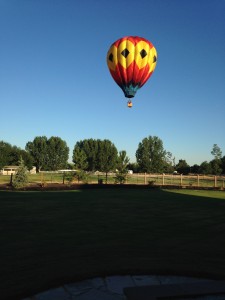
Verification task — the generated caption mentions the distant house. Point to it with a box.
[1,166,19,175]
[1,166,36,175]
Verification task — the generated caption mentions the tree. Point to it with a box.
[73,139,99,171]
[0,141,33,170]
[190,164,200,174]
[199,161,212,174]
[127,162,140,173]
[26,136,69,171]
[176,159,190,175]
[163,151,175,173]
[210,144,222,175]
[72,147,88,170]
[12,157,28,189]
[0,141,13,169]
[26,136,48,172]
[97,139,118,182]
[83,139,99,171]
[10,147,33,170]
[115,150,130,184]
[210,159,222,175]
[211,144,222,160]
[221,156,225,174]
[72,139,118,178]
[45,137,69,171]
[136,136,167,173]
[20,150,34,170]
[116,150,130,173]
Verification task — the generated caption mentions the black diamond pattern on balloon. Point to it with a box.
[140,49,147,58]
[109,53,113,62]
[121,49,130,58]
[153,55,157,63]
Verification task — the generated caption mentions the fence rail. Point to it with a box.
[125,173,225,188]
[1,173,225,189]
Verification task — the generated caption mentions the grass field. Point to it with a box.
[0,188,225,299]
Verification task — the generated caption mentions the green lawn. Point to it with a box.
[0,188,225,299]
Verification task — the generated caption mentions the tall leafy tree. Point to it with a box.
[210,144,222,175]
[12,148,33,170]
[73,139,118,181]
[115,150,130,184]
[97,139,118,182]
[0,141,33,170]
[82,139,99,171]
[136,136,167,173]
[73,139,98,171]
[211,144,222,160]
[116,150,130,174]
[26,136,48,172]
[26,136,69,171]
[72,147,88,170]
[163,151,175,173]
[0,141,12,169]
[45,137,69,171]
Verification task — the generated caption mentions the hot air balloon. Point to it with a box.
[106,36,157,107]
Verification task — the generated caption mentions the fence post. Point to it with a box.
[214,176,217,188]
[10,173,13,186]
[144,173,146,185]
[197,174,199,187]
[41,172,44,186]
[180,174,183,186]
[162,174,165,185]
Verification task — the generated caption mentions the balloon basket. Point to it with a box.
[127,101,133,108]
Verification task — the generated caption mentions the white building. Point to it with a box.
[1,166,36,175]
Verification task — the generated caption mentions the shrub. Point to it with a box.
[114,173,126,184]
[64,172,74,184]
[12,158,28,189]
[74,170,89,183]
[148,180,156,186]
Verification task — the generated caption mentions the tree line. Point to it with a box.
[0,136,224,175]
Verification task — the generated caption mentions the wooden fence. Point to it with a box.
[1,172,225,189]
[35,172,225,189]
[123,173,225,189]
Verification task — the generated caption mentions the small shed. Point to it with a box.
[1,166,19,175]
[1,166,36,175]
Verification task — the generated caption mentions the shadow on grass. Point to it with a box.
[0,188,225,299]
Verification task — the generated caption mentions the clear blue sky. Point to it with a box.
[0,0,224,165]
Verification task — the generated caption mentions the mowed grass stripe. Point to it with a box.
[0,189,225,300]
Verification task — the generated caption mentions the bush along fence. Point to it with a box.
[1,172,225,190]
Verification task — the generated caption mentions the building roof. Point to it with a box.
[2,166,19,169]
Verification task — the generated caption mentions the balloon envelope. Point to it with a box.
[107,36,157,98]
